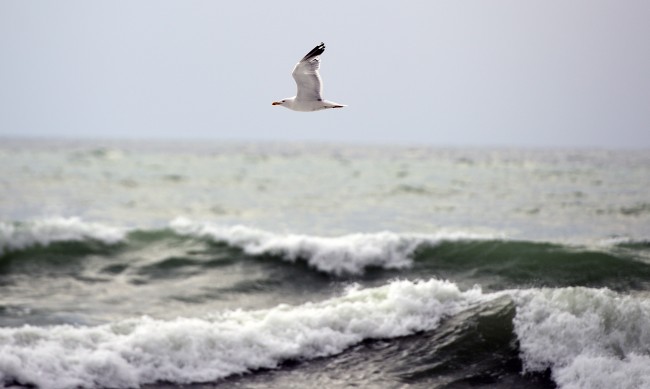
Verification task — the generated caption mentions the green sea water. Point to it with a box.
[1,138,649,389]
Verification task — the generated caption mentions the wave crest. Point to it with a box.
[0,279,483,388]
[0,218,126,256]
[170,218,492,275]
[512,287,650,388]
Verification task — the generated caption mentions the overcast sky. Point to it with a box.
[1,1,649,148]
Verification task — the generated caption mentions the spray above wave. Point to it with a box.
[0,217,125,256]
[170,218,494,275]
[0,279,483,389]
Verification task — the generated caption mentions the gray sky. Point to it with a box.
[1,1,649,148]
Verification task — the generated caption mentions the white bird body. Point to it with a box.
[276,98,344,112]
[273,43,346,112]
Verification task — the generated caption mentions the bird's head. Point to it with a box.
[272,97,294,108]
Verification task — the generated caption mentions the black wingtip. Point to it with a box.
[301,42,326,61]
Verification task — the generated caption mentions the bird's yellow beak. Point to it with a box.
[272,101,282,106]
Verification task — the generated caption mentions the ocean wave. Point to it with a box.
[0,218,126,256]
[599,237,650,251]
[170,218,493,275]
[512,287,650,389]
[2,276,649,389]
[0,279,483,389]
[415,239,650,291]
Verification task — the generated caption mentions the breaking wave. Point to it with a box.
[0,270,649,388]
[169,218,493,275]
[0,279,483,388]
[0,218,126,256]
[512,287,650,389]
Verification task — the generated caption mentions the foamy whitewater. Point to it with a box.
[0,217,125,256]
[170,217,495,275]
[1,139,649,389]
[0,279,483,388]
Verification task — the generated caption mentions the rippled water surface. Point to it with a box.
[1,139,649,389]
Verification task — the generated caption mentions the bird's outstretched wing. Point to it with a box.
[292,42,325,102]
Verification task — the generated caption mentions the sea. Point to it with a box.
[1,138,649,389]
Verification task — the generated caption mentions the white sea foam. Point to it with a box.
[2,273,648,389]
[170,218,492,275]
[0,217,126,255]
[512,287,650,389]
[0,279,483,389]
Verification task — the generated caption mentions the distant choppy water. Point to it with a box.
[1,138,649,389]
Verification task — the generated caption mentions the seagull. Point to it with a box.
[272,42,346,112]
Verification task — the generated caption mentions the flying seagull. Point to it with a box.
[272,42,346,112]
